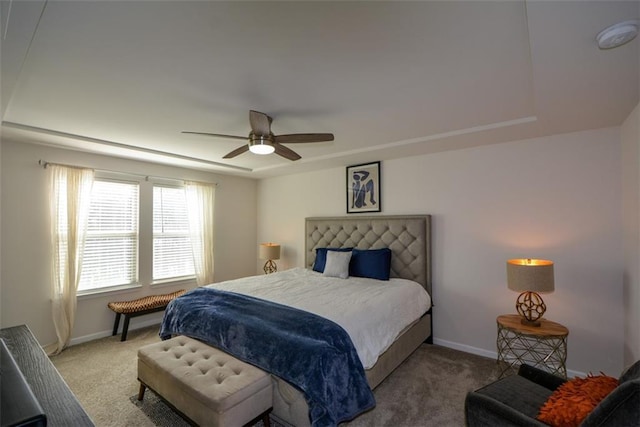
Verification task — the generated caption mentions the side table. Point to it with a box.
[496,314,569,378]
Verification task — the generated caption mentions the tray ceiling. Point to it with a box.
[1,1,638,177]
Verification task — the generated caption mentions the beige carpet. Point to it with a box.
[51,325,502,426]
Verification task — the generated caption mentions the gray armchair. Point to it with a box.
[465,361,640,426]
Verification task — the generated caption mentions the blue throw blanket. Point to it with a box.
[159,287,375,427]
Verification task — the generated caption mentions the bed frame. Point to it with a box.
[270,215,432,426]
[305,215,432,383]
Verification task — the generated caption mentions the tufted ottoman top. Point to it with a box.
[138,335,272,414]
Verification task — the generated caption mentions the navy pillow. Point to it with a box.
[313,247,353,272]
[350,248,392,280]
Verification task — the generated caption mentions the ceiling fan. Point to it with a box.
[182,110,334,161]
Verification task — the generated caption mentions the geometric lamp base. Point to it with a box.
[515,291,546,327]
[263,259,277,274]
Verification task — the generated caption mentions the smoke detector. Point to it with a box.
[596,20,639,49]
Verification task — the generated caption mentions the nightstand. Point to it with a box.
[496,314,569,378]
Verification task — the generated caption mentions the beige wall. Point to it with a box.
[622,102,640,368]
[258,127,624,375]
[2,120,633,374]
[0,140,257,346]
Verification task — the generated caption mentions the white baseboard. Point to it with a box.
[69,318,161,346]
[432,338,585,378]
[433,338,497,359]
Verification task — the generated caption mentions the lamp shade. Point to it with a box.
[507,259,554,293]
[259,243,280,260]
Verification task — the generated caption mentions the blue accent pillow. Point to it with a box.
[313,247,353,272]
[350,248,392,280]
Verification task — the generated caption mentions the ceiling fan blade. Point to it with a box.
[249,110,272,136]
[273,133,334,144]
[273,143,301,161]
[182,131,247,141]
[222,145,250,159]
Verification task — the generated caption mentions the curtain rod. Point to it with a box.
[38,160,218,186]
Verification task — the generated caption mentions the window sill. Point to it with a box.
[77,283,143,300]
[151,276,197,289]
[75,277,197,301]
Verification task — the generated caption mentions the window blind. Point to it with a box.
[153,186,195,281]
[79,180,139,291]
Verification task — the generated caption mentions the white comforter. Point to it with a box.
[206,267,431,369]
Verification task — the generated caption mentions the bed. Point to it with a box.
[160,215,432,426]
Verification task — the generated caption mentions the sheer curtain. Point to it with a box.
[46,165,94,355]
[185,181,215,286]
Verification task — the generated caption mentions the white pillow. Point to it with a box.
[323,250,352,279]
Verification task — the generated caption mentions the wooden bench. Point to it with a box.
[107,290,187,341]
[138,335,273,427]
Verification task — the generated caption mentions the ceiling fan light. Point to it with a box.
[249,144,275,155]
[249,135,275,155]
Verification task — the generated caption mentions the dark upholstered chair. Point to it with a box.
[465,361,640,427]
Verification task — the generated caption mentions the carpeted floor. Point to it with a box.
[51,325,502,427]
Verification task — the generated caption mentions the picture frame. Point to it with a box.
[346,161,381,214]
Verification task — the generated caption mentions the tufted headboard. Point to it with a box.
[305,215,431,296]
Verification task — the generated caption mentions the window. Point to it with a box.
[153,186,195,281]
[69,176,200,294]
[79,180,139,292]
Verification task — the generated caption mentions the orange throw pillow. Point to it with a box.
[537,373,618,427]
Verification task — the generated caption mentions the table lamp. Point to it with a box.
[506,258,554,326]
[259,243,280,274]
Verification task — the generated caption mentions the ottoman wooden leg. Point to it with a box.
[137,383,146,401]
[243,409,272,427]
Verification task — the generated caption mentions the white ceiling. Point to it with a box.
[1,1,638,178]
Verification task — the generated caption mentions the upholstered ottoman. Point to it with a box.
[138,335,272,426]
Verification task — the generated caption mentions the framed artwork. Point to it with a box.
[346,161,381,214]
